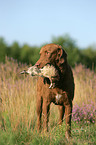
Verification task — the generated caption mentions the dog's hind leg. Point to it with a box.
[58,105,65,125]
[64,101,72,140]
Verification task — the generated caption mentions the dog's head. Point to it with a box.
[35,44,67,69]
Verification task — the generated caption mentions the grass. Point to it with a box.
[0,57,96,145]
[0,122,96,145]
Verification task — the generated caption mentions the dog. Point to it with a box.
[35,44,75,139]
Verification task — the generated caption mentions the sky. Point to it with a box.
[0,0,96,48]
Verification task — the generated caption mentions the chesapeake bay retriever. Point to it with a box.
[35,44,74,139]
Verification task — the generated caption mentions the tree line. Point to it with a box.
[0,35,96,70]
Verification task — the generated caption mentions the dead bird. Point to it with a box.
[20,64,59,89]
[20,65,40,76]
[40,64,59,89]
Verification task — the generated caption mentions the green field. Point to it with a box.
[0,58,96,145]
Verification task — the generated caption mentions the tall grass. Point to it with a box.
[73,64,96,105]
[0,57,96,144]
[0,57,38,131]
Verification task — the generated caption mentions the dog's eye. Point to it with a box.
[45,51,49,55]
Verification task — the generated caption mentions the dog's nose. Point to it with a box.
[35,62,40,67]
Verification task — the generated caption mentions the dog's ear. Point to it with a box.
[56,47,67,64]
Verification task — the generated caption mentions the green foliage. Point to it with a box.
[0,122,96,145]
[0,37,7,62]
[52,35,96,68]
[80,47,96,70]
[0,36,96,69]
[20,44,40,64]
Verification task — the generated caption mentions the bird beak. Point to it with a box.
[20,70,28,74]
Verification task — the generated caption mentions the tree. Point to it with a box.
[0,37,7,62]
[52,34,81,67]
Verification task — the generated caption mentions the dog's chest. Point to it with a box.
[55,94,62,101]
[50,90,68,105]
[55,93,63,104]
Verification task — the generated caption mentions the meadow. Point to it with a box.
[0,57,96,145]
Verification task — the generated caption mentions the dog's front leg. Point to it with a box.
[42,100,50,132]
[36,97,43,131]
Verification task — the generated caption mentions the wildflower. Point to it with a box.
[72,103,96,124]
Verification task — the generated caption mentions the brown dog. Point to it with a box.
[35,44,74,139]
